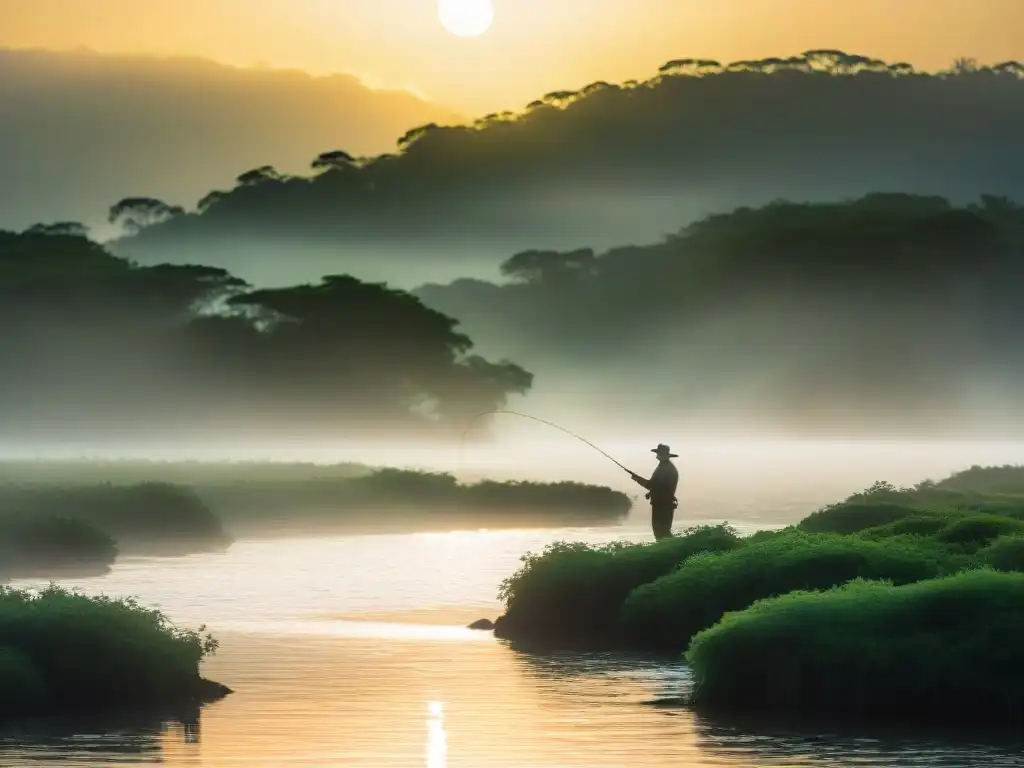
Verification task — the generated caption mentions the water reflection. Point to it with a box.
[0,710,202,766]
[426,701,447,768]
[692,712,1024,768]
[4,634,1024,767]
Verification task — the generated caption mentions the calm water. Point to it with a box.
[4,453,1024,767]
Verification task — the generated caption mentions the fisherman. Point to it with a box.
[628,443,679,540]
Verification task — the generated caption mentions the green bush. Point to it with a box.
[0,646,48,715]
[934,514,1024,550]
[493,525,742,646]
[620,531,954,652]
[0,585,226,719]
[858,513,953,539]
[686,570,1024,724]
[934,464,1024,495]
[0,483,232,555]
[0,516,117,577]
[798,500,924,534]
[980,536,1024,572]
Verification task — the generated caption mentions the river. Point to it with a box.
[4,442,1024,766]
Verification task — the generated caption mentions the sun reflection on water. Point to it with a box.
[426,701,447,768]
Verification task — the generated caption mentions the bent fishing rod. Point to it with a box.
[459,409,638,476]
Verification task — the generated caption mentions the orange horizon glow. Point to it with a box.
[1,0,1022,114]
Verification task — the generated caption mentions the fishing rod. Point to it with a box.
[459,409,636,475]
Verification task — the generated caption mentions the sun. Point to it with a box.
[438,0,494,38]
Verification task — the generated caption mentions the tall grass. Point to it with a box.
[0,585,225,719]
[619,531,956,652]
[493,525,742,646]
[686,570,1024,723]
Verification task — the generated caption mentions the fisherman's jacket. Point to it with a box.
[641,460,679,506]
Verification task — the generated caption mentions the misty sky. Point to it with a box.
[1,1,1022,230]
[3,0,1023,114]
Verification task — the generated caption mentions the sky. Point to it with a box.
[2,0,1023,114]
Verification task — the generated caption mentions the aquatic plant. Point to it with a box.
[620,530,955,652]
[494,524,742,646]
[686,570,1024,724]
[0,585,226,719]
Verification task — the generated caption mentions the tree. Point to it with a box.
[500,248,598,285]
[108,197,184,234]
[22,221,90,238]
[311,150,358,172]
[235,166,282,187]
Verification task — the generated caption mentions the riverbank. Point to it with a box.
[492,464,1024,724]
[0,585,228,723]
[0,461,632,578]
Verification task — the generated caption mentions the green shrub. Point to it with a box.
[858,513,953,539]
[0,516,117,577]
[686,570,1024,724]
[0,646,49,715]
[980,536,1024,572]
[493,524,742,646]
[620,531,954,652]
[798,500,924,534]
[934,514,1024,550]
[0,585,224,719]
[934,464,1024,495]
[0,483,231,554]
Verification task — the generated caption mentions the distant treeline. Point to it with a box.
[417,193,1024,435]
[0,230,532,440]
[88,50,1024,271]
[0,465,632,578]
[10,191,1024,437]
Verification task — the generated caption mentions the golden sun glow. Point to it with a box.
[438,0,494,38]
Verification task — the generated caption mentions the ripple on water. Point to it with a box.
[2,520,1023,766]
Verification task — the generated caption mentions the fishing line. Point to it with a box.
[457,409,635,475]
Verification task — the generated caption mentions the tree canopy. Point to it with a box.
[415,193,1024,436]
[0,230,531,442]
[107,50,1024,281]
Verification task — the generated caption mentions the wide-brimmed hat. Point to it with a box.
[651,443,678,458]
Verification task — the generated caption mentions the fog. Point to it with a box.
[3,435,1023,525]
[0,48,461,233]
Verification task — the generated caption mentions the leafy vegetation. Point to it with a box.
[685,570,1024,724]
[0,483,232,556]
[0,230,532,443]
[0,585,227,720]
[493,525,741,646]
[980,536,1024,573]
[0,516,117,578]
[492,463,1024,727]
[108,50,1024,257]
[619,531,956,651]
[205,469,632,530]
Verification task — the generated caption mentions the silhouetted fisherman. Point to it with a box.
[629,443,679,540]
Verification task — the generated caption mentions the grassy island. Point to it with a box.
[493,464,1024,725]
[0,461,632,544]
[0,481,233,558]
[0,516,118,579]
[0,585,228,721]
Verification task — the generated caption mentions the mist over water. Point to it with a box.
[5,434,1023,505]
[3,438,1024,766]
